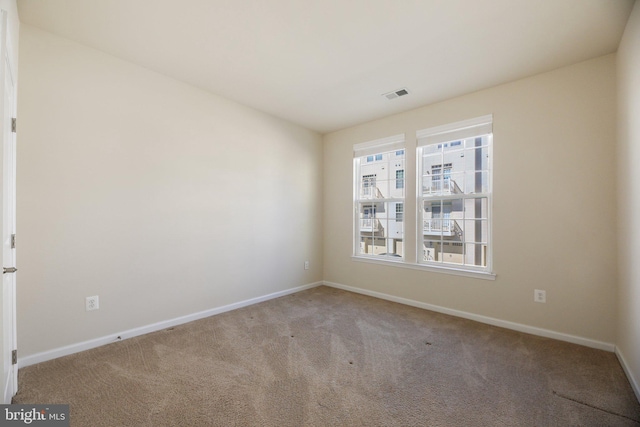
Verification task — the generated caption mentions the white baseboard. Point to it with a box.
[323,281,615,352]
[19,281,323,368]
[19,279,620,368]
[615,347,640,403]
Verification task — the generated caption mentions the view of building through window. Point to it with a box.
[354,149,405,258]
[353,116,492,274]
[419,136,491,268]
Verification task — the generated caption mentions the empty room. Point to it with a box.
[0,0,639,425]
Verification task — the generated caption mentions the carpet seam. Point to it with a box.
[552,390,640,424]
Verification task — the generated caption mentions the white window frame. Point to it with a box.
[353,134,405,260]
[417,115,493,274]
[351,118,495,281]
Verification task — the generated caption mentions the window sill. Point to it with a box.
[351,255,496,281]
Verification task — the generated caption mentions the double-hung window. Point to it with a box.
[352,116,493,278]
[353,134,405,259]
[417,115,493,272]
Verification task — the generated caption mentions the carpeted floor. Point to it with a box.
[13,286,640,426]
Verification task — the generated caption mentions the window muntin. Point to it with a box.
[354,137,405,260]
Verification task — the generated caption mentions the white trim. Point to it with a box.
[353,133,405,157]
[323,281,615,352]
[19,281,324,367]
[615,347,640,403]
[352,255,496,280]
[2,369,12,406]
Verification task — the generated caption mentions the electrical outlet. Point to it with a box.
[86,295,99,311]
[304,261,309,270]
[534,289,546,303]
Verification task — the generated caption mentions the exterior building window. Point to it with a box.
[353,134,405,259]
[396,203,404,222]
[396,169,404,189]
[417,115,492,272]
[362,174,376,197]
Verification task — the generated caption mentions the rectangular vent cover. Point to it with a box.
[383,88,409,100]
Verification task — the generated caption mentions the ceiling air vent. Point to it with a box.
[383,88,409,100]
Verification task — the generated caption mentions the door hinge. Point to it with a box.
[11,118,16,133]
[11,349,17,365]
[10,234,15,249]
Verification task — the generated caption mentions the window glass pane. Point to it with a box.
[449,172,464,193]
[462,146,489,171]
[422,144,441,155]
[422,240,441,262]
[443,149,462,166]
[369,237,386,254]
[464,171,489,194]
[360,174,376,198]
[378,178,390,199]
[354,146,405,260]
[463,197,489,219]
[464,243,487,267]
[359,202,377,233]
[423,200,443,237]
[463,220,488,244]
[464,135,489,149]
[422,153,442,195]
[378,239,403,258]
[358,236,368,255]
[359,236,389,255]
[441,242,464,265]
[418,125,491,271]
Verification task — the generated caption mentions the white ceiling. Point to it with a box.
[17,0,635,134]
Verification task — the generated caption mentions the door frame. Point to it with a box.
[0,8,18,404]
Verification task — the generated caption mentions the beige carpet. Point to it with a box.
[13,286,640,426]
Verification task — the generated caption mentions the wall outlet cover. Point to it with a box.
[86,296,99,311]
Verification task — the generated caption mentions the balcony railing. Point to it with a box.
[423,178,462,195]
[361,186,384,199]
[360,218,383,233]
[423,218,462,237]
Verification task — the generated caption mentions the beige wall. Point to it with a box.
[16,25,323,357]
[324,54,618,344]
[617,0,640,399]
